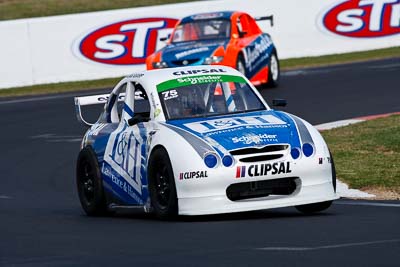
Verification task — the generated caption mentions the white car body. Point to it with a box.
[75,65,338,217]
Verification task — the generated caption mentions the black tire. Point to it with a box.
[295,200,333,214]
[330,151,337,193]
[266,52,280,88]
[76,146,108,216]
[148,148,178,219]
[236,54,246,77]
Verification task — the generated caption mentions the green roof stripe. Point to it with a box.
[157,74,246,92]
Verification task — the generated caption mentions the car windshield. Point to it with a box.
[157,74,266,120]
[171,19,231,42]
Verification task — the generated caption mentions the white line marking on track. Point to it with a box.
[48,139,81,143]
[31,133,82,143]
[335,201,400,208]
[282,70,306,76]
[256,239,400,251]
[367,63,400,70]
[31,134,81,139]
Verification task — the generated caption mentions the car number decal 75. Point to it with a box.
[162,89,179,100]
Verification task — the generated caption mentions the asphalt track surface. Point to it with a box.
[0,58,399,266]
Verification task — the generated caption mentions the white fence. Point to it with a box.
[0,0,399,89]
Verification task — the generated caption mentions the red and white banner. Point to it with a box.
[320,0,400,38]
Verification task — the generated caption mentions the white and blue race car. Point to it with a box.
[75,65,338,218]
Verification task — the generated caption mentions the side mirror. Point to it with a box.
[272,99,287,107]
[238,31,247,38]
[128,113,150,126]
[159,34,170,42]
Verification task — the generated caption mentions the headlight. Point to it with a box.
[204,153,218,168]
[152,61,168,69]
[302,143,315,157]
[203,56,224,65]
[222,155,234,167]
[290,147,301,160]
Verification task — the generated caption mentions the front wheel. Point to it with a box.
[76,146,108,216]
[266,52,280,88]
[148,148,178,219]
[295,200,333,214]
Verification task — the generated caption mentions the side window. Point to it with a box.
[173,25,183,42]
[116,83,127,120]
[103,82,126,123]
[237,15,251,37]
[133,83,151,119]
[236,17,243,34]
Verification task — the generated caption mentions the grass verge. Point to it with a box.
[1,46,399,98]
[322,115,400,196]
[281,46,400,69]
[0,0,194,21]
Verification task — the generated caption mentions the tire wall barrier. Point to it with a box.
[0,0,399,89]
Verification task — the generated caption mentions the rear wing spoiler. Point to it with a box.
[74,93,125,127]
[255,15,274,27]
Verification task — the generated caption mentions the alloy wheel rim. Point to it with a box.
[238,61,245,75]
[270,55,279,81]
[155,165,170,208]
[82,163,95,202]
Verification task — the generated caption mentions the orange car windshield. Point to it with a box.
[172,19,231,43]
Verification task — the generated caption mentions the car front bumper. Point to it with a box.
[178,180,338,215]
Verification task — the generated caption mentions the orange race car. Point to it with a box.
[146,11,280,87]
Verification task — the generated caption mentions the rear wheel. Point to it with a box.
[295,201,333,214]
[76,146,108,216]
[266,52,280,87]
[148,148,178,219]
